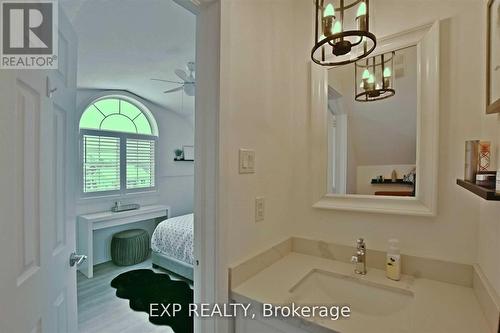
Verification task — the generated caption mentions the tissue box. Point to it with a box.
[476,171,496,188]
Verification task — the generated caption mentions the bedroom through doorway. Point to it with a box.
[60,1,198,332]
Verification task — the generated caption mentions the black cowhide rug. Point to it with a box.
[111,269,193,333]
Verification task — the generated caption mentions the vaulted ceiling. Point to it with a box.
[60,0,196,115]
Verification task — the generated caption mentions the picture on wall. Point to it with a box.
[183,145,194,161]
[487,0,500,113]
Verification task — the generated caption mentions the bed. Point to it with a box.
[151,213,194,281]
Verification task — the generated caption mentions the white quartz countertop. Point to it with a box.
[231,253,490,333]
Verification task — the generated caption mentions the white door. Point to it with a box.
[0,6,78,333]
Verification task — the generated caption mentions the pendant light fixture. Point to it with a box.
[355,51,396,102]
[311,0,377,67]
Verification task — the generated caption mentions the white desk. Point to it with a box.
[77,205,169,278]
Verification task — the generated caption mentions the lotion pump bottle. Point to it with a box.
[386,239,401,281]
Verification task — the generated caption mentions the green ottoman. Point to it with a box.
[111,229,150,266]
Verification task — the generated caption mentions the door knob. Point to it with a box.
[46,77,58,98]
[70,253,87,267]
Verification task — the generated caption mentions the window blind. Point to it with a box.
[126,138,155,190]
[83,135,121,193]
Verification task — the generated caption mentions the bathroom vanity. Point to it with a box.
[231,251,490,333]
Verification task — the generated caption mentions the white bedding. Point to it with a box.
[151,213,194,265]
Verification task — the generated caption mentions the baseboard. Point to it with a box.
[473,264,500,333]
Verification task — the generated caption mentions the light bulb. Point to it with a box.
[332,21,342,34]
[362,69,370,80]
[383,67,392,78]
[368,74,375,84]
[324,3,335,17]
[356,2,367,18]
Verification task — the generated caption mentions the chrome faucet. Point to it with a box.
[351,238,367,275]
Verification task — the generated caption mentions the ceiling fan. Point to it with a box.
[151,61,196,96]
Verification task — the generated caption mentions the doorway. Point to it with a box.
[63,0,196,332]
[0,0,221,332]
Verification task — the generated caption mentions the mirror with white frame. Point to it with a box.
[311,22,440,216]
[328,45,417,197]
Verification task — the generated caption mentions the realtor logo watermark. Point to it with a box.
[1,0,57,69]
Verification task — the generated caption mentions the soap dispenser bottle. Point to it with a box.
[386,239,401,281]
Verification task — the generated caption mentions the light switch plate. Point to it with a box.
[239,149,255,174]
[255,197,265,222]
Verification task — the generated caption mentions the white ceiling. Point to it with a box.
[60,0,196,115]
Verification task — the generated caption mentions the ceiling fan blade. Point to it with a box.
[175,69,189,82]
[151,78,184,84]
[163,86,184,94]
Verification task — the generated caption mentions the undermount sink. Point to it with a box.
[289,269,414,317]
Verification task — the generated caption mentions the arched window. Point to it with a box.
[79,97,158,194]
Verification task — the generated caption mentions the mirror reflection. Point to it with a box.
[327,46,417,196]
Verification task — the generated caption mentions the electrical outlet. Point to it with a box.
[255,197,265,222]
[239,149,255,174]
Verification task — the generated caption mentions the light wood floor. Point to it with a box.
[77,259,187,333]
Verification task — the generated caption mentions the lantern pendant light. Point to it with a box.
[355,51,396,102]
[312,0,377,67]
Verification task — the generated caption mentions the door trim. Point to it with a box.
[189,1,223,333]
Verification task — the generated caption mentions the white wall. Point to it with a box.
[478,99,500,296]
[219,0,297,265]
[478,201,500,296]
[476,0,500,296]
[76,89,194,264]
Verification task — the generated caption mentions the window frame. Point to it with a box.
[78,96,159,198]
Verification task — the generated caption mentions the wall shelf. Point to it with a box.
[174,159,194,162]
[371,179,414,185]
[456,179,500,201]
